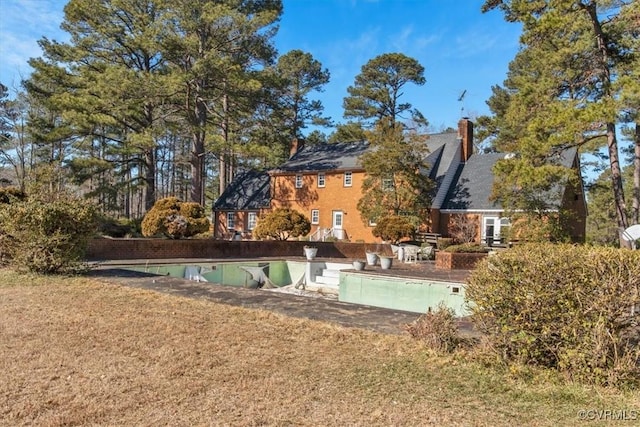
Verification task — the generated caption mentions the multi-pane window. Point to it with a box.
[227,212,235,229]
[317,173,325,187]
[344,171,352,187]
[311,209,319,224]
[248,212,257,230]
[295,174,303,188]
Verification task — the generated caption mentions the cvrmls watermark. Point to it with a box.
[577,409,638,421]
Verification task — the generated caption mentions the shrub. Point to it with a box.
[448,214,479,244]
[437,237,454,250]
[372,215,416,244]
[443,243,489,253]
[97,216,141,238]
[465,243,640,387]
[0,193,98,274]
[405,303,462,353]
[141,197,210,239]
[0,187,26,204]
[253,208,310,241]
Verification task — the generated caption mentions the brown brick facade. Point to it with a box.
[270,169,378,243]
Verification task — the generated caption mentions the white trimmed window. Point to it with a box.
[248,212,257,230]
[317,173,325,188]
[295,174,303,188]
[227,212,235,229]
[311,209,319,224]
[344,171,352,187]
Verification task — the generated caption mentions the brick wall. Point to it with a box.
[435,251,487,270]
[272,170,378,243]
[86,238,390,261]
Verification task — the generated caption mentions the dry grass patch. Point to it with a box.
[1,268,638,426]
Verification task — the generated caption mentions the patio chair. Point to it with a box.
[420,245,434,260]
[403,245,421,263]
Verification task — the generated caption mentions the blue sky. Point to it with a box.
[0,0,522,132]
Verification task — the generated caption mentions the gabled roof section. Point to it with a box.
[270,141,371,174]
[423,131,460,180]
[271,131,462,178]
[213,169,270,211]
[442,153,504,211]
[442,147,580,211]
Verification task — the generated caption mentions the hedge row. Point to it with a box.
[465,243,640,387]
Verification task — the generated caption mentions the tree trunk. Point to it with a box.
[190,125,206,205]
[143,147,156,212]
[190,83,207,206]
[583,2,629,243]
[219,91,230,196]
[607,122,629,235]
[633,123,640,225]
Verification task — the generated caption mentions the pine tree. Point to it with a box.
[342,53,427,130]
[481,0,637,244]
[26,0,175,212]
[161,0,282,203]
[357,119,433,227]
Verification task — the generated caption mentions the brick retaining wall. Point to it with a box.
[86,238,391,261]
[435,251,488,270]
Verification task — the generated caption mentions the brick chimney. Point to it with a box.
[289,138,305,159]
[458,118,473,162]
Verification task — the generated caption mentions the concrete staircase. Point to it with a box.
[315,268,340,286]
[306,262,351,295]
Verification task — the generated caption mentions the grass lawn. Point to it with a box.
[1,268,638,426]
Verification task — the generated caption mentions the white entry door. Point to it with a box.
[332,210,344,240]
[482,216,510,245]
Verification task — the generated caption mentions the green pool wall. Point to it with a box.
[120,261,468,315]
[338,271,468,316]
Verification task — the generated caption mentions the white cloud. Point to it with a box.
[388,24,440,54]
[0,0,67,87]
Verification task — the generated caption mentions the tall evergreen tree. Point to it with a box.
[161,0,282,203]
[26,0,175,211]
[616,0,640,225]
[356,118,433,227]
[342,53,427,130]
[272,49,331,140]
[481,0,637,244]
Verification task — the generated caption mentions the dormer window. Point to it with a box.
[344,171,352,187]
[295,174,303,188]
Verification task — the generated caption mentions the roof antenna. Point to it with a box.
[457,89,467,117]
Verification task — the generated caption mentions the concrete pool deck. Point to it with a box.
[89,257,476,337]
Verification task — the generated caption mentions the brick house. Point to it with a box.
[213,118,587,243]
[212,169,271,240]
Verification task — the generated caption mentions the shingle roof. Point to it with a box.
[213,169,270,211]
[442,153,504,210]
[271,132,462,178]
[442,147,579,211]
[270,141,371,174]
[422,132,460,179]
